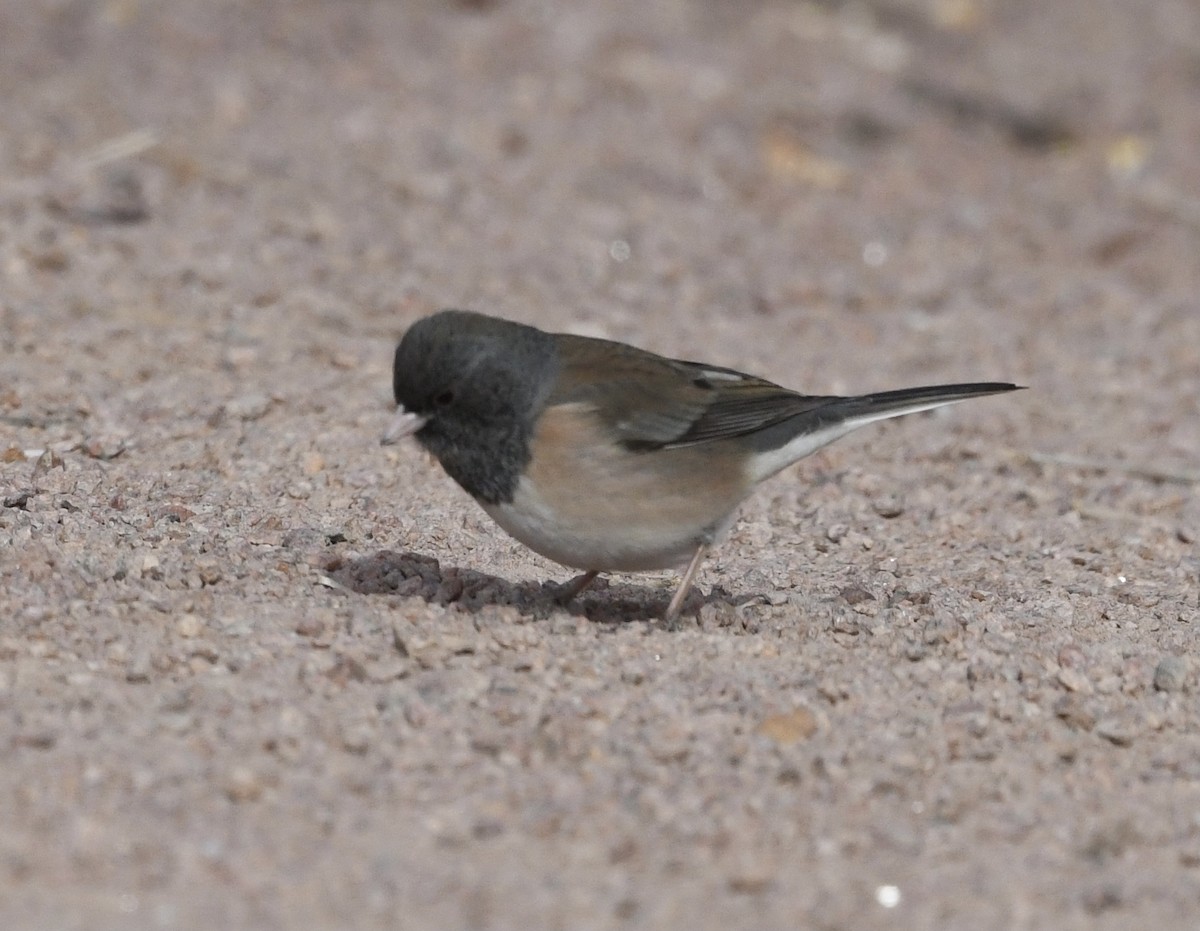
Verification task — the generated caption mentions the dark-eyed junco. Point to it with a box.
[383,310,1020,622]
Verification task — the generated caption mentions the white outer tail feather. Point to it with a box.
[746,395,981,485]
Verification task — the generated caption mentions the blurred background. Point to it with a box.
[4,1,1198,450]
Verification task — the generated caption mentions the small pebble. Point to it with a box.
[303,452,326,475]
[727,855,775,895]
[224,767,265,802]
[82,433,129,460]
[4,491,32,509]
[1057,667,1092,694]
[176,614,204,638]
[1095,714,1139,747]
[125,648,153,683]
[839,585,875,606]
[197,560,223,586]
[649,722,692,763]
[294,616,327,638]
[158,688,192,713]
[872,494,905,518]
[226,394,272,422]
[1153,655,1189,693]
[1053,694,1097,732]
[340,722,374,755]
[757,707,818,745]
[1057,643,1087,669]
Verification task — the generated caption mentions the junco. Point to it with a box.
[383,310,1020,622]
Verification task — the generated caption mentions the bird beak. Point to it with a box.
[380,405,428,445]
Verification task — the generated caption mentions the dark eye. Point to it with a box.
[434,390,455,407]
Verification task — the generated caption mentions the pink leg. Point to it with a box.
[664,544,708,626]
[556,570,600,605]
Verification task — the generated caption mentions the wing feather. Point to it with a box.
[547,333,1019,453]
[550,336,824,449]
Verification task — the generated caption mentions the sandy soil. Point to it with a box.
[2,1,1199,928]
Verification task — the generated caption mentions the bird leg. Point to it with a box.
[556,570,600,605]
[664,544,708,626]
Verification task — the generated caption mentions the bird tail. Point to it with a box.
[832,382,1022,426]
[747,382,1022,483]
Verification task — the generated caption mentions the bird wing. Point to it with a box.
[549,335,826,450]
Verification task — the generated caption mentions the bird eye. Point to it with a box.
[434,390,455,406]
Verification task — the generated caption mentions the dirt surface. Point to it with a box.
[2,1,1199,928]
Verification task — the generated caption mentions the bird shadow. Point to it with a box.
[325,549,746,625]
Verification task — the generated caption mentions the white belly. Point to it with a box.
[480,476,733,573]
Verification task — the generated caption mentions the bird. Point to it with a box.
[382,309,1020,623]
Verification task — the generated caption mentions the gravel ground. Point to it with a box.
[2,1,1199,928]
